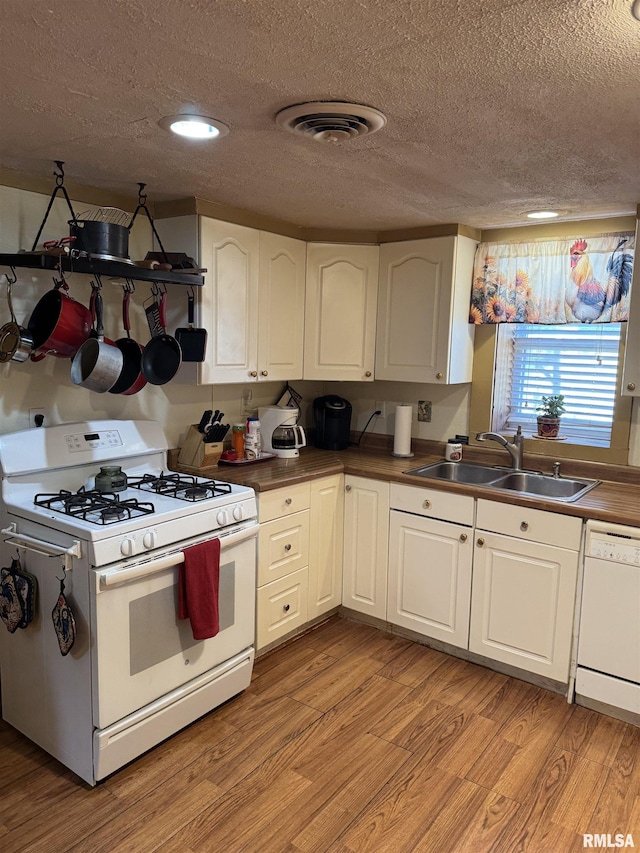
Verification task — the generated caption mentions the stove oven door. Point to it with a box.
[90,522,257,729]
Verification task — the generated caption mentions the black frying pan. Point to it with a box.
[141,289,181,385]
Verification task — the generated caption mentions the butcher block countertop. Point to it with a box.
[170,439,640,527]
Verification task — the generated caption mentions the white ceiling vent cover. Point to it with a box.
[276,101,387,142]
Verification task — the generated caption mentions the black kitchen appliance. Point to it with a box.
[313,395,352,450]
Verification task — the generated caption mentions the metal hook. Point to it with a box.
[137,182,147,206]
[56,565,67,583]
[54,160,65,187]
[2,266,18,286]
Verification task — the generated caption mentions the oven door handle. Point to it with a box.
[98,522,257,589]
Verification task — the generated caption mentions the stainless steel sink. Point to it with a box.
[404,460,600,503]
[489,471,600,502]
[404,461,509,485]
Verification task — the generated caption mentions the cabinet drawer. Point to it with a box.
[390,482,474,526]
[258,510,310,585]
[256,567,309,650]
[476,499,582,550]
[258,482,311,523]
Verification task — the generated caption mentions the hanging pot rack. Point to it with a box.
[0,163,204,287]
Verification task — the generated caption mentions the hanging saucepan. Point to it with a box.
[141,287,182,385]
[70,289,123,392]
[0,274,33,363]
[69,208,131,262]
[109,286,147,396]
[27,278,93,361]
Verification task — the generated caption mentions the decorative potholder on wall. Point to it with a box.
[51,571,76,656]
[0,567,23,633]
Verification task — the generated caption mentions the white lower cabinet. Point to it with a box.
[256,476,343,651]
[469,500,582,682]
[342,476,389,619]
[387,484,474,649]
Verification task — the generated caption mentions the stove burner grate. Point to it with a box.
[128,472,232,502]
[34,487,155,525]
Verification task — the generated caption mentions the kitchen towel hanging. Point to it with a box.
[178,539,221,640]
[392,404,414,458]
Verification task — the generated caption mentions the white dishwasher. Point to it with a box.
[575,520,640,725]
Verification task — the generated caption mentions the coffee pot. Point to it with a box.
[258,406,306,458]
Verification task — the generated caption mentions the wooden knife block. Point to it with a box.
[178,425,223,469]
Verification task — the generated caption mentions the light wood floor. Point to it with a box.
[1,615,638,852]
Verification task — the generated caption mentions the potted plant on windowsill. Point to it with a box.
[536,394,566,438]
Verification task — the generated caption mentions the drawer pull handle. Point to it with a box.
[283,604,291,612]
[520,521,529,531]
[250,370,258,377]
[627,382,636,391]
[284,543,292,552]
[345,485,352,492]
[365,371,372,377]
[423,499,431,509]
[459,533,468,543]
[285,498,292,505]
[477,537,485,547]
[261,370,268,376]
[436,372,443,380]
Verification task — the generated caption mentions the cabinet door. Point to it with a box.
[304,243,379,381]
[257,232,306,382]
[199,218,260,384]
[308,475,344,619]
[622,219,640,396]
[388,510,472,649]
[375,236,476,383]
[342,476,389,619]
[469,532,579,682]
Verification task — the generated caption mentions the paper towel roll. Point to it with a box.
[392,404,413,457]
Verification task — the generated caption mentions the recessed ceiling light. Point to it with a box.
[158,115,229,139]
[526,210,560,220]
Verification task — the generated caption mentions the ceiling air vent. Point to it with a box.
[275,101,387,142]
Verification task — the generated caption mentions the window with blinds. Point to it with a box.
[492,323,622,447]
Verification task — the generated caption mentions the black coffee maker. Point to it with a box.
[313,395,352,450]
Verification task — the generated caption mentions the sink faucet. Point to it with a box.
[475,425,524,470]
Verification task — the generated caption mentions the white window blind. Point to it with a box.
[492,323,622,447]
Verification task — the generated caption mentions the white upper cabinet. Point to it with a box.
[304,243,379,381]
[375,235,477,383]
[199,218,260,384]
[257,231,306,383]
[155,215,305,384]
[621,218,639,397]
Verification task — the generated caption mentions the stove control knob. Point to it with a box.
[216,510,228,526]
[120,537,136,557]
[232,505,244,521]
[143,530,156,550]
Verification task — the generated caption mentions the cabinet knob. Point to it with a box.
[477,537,485,547]
[436,372,443,380]
[365,371,372,378]
[423,499,431,509]
[284,543,292,552]
[283,604,291,613]
[345,485,352,492]
[285,497,292,505]
[250,370,258,377]
[459,533,468,543]
[261,370,268,376]
[520,521,529,531]
[627,382,636,391]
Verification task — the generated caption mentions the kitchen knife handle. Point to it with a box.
[197,410,213,432]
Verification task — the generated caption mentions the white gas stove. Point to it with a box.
[0,420,257,786]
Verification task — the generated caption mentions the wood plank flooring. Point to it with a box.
[1,615,638,852]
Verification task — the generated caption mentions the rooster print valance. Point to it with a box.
[469,232,634,324]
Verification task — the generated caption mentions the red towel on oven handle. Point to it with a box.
[178,539,221,640]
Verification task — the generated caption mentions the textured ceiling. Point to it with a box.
[0,0,639,232]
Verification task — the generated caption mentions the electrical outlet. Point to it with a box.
[374,400,386,418]
[29,407,48,428]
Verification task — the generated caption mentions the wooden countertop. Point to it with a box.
[170,445,640,527]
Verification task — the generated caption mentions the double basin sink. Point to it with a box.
[404,461,600,503]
